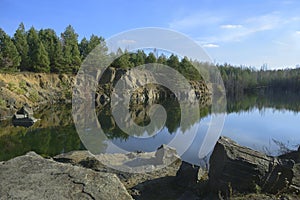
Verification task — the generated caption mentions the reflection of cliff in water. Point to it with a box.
[97,98,211,140]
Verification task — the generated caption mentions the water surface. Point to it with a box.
[1,91,299,165]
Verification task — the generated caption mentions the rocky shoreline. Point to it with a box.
[0,137,299,199]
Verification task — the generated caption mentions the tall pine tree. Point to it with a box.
[79,37,89,59]
[27,27,50,72]
[0,28,21,71]
[61,25,81,73]
[13,22,29,71]
[39,29,64,72]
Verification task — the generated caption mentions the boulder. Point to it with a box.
[176,161,200,188]
[54,145,182,189]
[209,137,295,195]
[0,152,133,200]
[279,147,300,164]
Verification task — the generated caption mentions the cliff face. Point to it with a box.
[0,73,74,119]
[0,69,211,119]
[96,67,211,106]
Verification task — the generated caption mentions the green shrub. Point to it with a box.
[7,82,16,91]
[19,80,27,90]
[29,90,39,102]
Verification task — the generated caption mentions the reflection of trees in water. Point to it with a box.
[227,88,300,113]
[0,104,85,161]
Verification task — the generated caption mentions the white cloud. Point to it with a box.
[220,24,242,29]
[202,43,219,48]
[200,13,285,43]
[296,31,300,35]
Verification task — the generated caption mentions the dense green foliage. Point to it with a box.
[0,23,107,73]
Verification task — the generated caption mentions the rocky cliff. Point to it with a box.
[0,73,74,119]
[0,69,211,119]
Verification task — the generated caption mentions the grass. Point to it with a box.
[28,90,40,102]
[0,97,6,108]
[7,81,26,95]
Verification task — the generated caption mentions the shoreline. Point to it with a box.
[1,136,299,199]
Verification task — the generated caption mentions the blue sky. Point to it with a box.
[1,0,300,69]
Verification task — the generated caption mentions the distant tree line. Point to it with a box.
[218,63,300,96]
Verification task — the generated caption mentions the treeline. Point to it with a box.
[0,23,105,73]
[110,50,202,81]
[218,63,300,96]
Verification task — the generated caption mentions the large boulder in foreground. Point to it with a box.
[209,136,295,195]
[0,152,132,200]
[54,145,182,189]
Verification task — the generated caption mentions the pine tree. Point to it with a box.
[13,23,29,71]
[145,52,157,64]
[39,29,64,72]
[0,28,21,71]
[135,50,146,66]
[157,54,167,64]
[111,50,133,69]
[79,35,106,60]
[167,54,180,70]
[27,27,50,72]
[79,37,89,59]
[61,25,81,73]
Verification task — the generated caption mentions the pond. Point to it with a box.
[1,90,300,166]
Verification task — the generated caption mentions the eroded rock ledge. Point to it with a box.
[0,137,299,200]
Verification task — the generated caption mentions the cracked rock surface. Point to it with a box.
[0,152,133,200]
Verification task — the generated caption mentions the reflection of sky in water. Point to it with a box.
[108,107,300,165]
[221,108,300,155]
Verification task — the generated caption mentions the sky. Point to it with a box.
[1,0,300,69]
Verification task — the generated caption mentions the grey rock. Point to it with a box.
[0,152,133,200]
[279,148,300,164]
[209,136,295,195]
[176,161,200,188]
[54,145,182,189]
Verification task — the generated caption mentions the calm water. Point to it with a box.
[1,92,300,165]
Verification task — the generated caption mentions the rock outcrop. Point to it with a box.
[0,152,133,200]
[0,73,74,119]
[209,136,298,196]
[96,67,211,106]
[0,139,299,199]
[54,145,182,189]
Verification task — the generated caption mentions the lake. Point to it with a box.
[1,90,300,166]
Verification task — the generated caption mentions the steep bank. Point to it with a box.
[0,73,74,119]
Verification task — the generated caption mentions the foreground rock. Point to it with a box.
[54,145,182,189]
[0,152,132,200]
[209,136,298,196]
